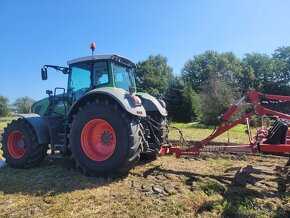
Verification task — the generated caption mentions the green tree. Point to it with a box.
[164,77,200,122]
[135,55,173,96]
[270,46,290,94]
[13,97,36,114]
[0,95,10,117]
[199,75,239,125]
[239,53,274,93]
[181,51,242,91]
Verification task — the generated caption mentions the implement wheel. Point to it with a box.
[1,118,48,168]
[69,101,143,176]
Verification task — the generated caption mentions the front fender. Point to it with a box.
[137,93,168,116]
[67,88,147,122]
[17,114,50,144]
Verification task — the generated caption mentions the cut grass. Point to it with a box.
[0,155,289,217]
[0,118,289,217]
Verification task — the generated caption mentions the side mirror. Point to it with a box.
[41,67,48,80]
[46,90,53,96]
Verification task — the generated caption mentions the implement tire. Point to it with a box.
[1,118,48,168]
[69,100,142,176]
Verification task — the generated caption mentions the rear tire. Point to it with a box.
[1,118,48,168]
[69,101,142,176]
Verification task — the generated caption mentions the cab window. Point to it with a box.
[93,62,109,86]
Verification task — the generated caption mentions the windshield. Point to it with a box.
[68,63,91,101]
[112,63,136,92]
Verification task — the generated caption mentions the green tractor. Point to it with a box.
[1,44,168,175]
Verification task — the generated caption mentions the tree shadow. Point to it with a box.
[0,157,124,196]
[275,166,290,193]
[142,163,290,217]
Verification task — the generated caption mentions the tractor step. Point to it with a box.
[51,144,65,155]
[53,144,65,150]
[50,153,64,159]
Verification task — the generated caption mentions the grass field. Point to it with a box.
[169,122,252,144]
[0,117,289,217]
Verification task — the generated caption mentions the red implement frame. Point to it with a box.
[160,91,290,158]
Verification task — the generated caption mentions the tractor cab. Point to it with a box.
[67,54,137,103]
[37,54,137,117]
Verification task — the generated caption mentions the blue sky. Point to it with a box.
[0,0,290,103]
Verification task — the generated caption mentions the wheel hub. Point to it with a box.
[18,139,25,149]
[101,131,113,145]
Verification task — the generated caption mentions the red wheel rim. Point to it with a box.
[7,130,26,159]
[81,119,116,161]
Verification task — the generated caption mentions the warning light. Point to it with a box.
[90,42,96,51]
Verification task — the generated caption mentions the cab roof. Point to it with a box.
[67,54,136,68]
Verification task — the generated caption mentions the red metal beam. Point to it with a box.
[259,144,290,153]
[196,111,255,148]
[160,144,258,158]
[161,90,290,158]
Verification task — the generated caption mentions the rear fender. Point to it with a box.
[17,114,50,144]
[67,88,147,123]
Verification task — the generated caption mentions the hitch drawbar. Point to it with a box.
[160,91,290,158]
[160,144,258,158]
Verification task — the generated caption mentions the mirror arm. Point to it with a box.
[43,65,70,74]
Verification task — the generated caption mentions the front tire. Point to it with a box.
[69,101,142,176]
[1,118,48,168]
[148,111,168,146]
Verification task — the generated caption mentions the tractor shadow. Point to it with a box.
[0,155,163,196]
[142,163,290,217]
[0,157,124,196]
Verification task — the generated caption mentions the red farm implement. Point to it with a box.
[161,91,290,163]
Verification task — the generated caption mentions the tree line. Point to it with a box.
[0,96,35,116]
[1,46,289,124]
[135,46,290,124]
